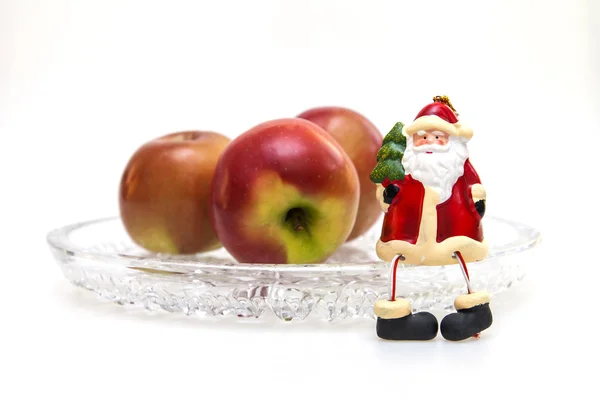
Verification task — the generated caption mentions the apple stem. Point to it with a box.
[285,208,310,234]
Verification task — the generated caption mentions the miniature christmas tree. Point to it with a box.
[370,122,406,183]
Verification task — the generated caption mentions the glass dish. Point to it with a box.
[47,216,541,321]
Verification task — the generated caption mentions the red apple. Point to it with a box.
[209,118,360,264]
[297,107,383,241]
[119,131,230,254]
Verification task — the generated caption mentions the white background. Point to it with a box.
[1,0,599,398]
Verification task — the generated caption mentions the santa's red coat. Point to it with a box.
[380,159,484,244]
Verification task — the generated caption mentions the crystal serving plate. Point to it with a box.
[47,216,540,321]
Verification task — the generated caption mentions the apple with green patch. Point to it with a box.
[209,118,360,264]
[297,106,383,240]
[119,130,230,254]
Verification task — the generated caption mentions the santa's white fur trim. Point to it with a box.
[374,299,412,319]
[375,183,389,213]
[402,115,473,140]
[454,291,490,310]
[471,184,486,203]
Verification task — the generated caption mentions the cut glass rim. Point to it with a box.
[46,215,542,274]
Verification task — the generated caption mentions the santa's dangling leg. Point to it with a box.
[440,251,493,341]
[374,254,438,340]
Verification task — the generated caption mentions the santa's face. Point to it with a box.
[412,130,449,148]
[402,129,469,203]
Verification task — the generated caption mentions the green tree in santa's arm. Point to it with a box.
[370,121,406,211]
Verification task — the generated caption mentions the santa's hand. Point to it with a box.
[376,183,399,213]
[470,184,486,218]
[475,199,486,218]
[383,184,400,204]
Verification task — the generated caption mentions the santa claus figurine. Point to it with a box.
[371,96,493,341]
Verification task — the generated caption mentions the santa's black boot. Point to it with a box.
[374,299,438,341]
[440,292,493,341]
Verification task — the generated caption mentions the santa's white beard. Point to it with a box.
[402,135,469,203]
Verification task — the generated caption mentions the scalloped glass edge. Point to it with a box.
[47,216,541,321]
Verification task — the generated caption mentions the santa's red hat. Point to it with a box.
[402,96,473,140]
